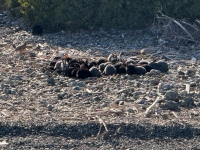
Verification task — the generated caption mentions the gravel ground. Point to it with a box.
[0,10,200,149]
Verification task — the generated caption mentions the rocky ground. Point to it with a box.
[1,10,200,149]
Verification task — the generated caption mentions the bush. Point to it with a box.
[2,0,200,32]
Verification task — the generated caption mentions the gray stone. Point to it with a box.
[146,69,161,76]
[76,82,85,87]
[68,81,85,87]
[29,52,36,57]
[101,102,108,107]
[54,88,61,92]
[178,71,185,76]
[3,88,11,94]
[116,89,127,94]
[114,99,123,105]
[93,96,101,101]
[0,94,8,100]
[47,104,54,111]
[36,91,43,96]
[162,84,173,90]
[47,78,55,86]
[190,82,196,87]
[73,86,81,90]
[160,101,179,111]
[181,97,194,108]
[150,78,160,86]
[164,90,179,102]
[186,69,196,77]
[57,93,66,100]
[135,98,146,104]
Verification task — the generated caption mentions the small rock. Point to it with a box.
[116,89,127,94]
[135,98,146,104]
[179,90,188,97]
[186,69,196,77]
[47,78,55,86]
[178,71,185,76]
[36,91,43,96]
[146,69,161,76]
[101,102,108,107]
[162,84,173,90]
[0,94,8,100]
[57,93,66,100]
[150,78,160,86]
[73,86,81,90]
[47,104,54,111]
[160,101,179,111]
[93,96,101,101]
[181,97,194,108]
[133,91,143,99]
[164,90,179,102]
[190,82,196,87]
[126,108,137,113]
[54,88,61,92]
[76,82,85,87]
[29,52,36,57]
[114,99,123,105]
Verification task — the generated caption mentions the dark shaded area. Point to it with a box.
[0,122,199,140]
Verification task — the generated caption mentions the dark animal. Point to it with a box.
[126,63,136,75]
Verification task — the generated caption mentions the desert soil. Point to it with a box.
[0,10,200,150]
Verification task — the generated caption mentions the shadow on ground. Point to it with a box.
[0,122,199,140]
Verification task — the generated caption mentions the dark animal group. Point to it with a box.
[48,52,169,79]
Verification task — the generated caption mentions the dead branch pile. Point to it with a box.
[152,11,200,44]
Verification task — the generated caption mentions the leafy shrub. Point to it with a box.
[1,0,200,32]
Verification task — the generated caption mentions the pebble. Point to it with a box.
[164,90,179,102]
[186,69,196,77]
[160,101,180,111]
[0,94,8,100]
[93,96,101,101]
[178,71,185,76]
[47,104,54,111]
[73,86,81,90]
[146,69,161,76]
[47,78,55,86]
[162,83,173,90]
[135,98,146,104]
[181,97,194,108]
[150,78,160,86]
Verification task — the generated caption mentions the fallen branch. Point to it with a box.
[144,94,164,117]
[96,115,108,132]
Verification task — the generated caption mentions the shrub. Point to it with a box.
[1,0,200,32]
